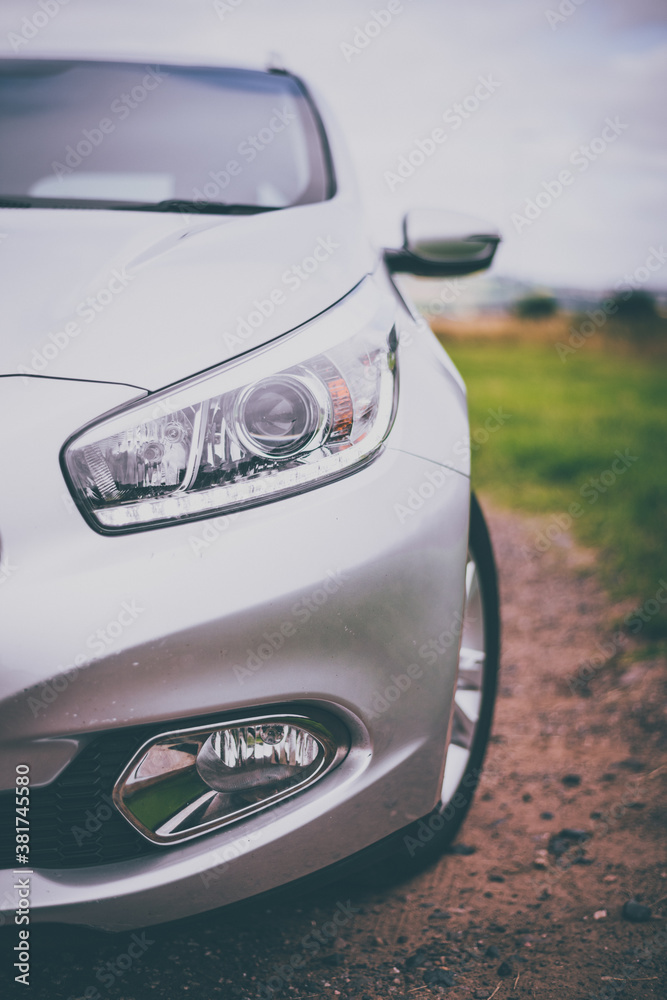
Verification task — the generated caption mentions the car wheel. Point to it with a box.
[436,491,500,843]
[393,492,500,869]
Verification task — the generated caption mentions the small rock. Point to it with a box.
[622,900,652,922]
[497,960,513,977]
[488,873,505,883]
[405,949,429,969]
[484,945,500,959]
[547,836,569,858]
[618,758,644,772]
[423,968,455,987]
[522,792,532,802]
[603,875,617,883]
[448,842,477,856]
[397,935,408,944]
[540,811,554,820]
[560,828,590,842]
[593,910,607,920]
[561,773,581,787]
[548,828,590,857]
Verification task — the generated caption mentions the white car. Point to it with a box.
[0,52,500,931]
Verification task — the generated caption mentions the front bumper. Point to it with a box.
[0,302,471,930]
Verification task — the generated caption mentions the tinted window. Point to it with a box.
[0,61,331,210]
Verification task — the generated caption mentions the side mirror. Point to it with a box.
[384,208,501,277]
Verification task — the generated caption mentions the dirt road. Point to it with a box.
[4,502,667,999]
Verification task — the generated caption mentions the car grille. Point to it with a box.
[0,729,160,869]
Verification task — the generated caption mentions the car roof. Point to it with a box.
[0,0,292,73]
[0,48,275,74]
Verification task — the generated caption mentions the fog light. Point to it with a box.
[113,713,347,845]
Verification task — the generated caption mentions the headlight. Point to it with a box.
[62,281,398,532]
[113,712,348,845]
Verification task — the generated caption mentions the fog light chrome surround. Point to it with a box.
[113,712,348,846]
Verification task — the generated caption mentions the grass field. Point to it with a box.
[438,326,667,637]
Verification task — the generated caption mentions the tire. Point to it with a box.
[436,492,500,839]
[400,492,500,865]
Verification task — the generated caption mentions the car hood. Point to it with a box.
[0,197,376,389]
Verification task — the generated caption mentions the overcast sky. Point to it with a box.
[1,0,666,292]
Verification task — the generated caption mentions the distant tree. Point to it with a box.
[604,288,665,350]
[608,288,658,320]
[513,293,558,319]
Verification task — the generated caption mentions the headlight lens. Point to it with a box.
[63,282,398,531]
[234,373,331,458]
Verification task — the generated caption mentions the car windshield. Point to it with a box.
[0,60,332,212]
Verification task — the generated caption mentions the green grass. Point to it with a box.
[442,337,667,636]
